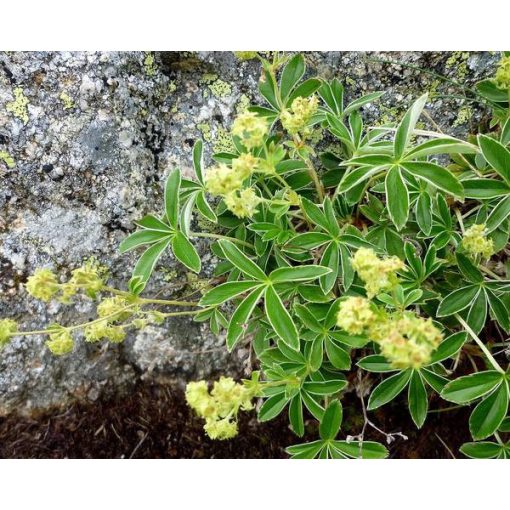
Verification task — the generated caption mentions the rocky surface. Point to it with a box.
[0,51,498,416]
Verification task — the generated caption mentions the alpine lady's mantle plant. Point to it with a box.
[2,51,510,458]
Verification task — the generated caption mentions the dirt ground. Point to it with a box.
[0,381,471,459]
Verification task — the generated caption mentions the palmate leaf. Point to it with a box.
[469,381,509,440]
[400,161,464,198]
[478,134,510,186]
[280,53,306,102]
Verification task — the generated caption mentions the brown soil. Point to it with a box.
[0,381,471,459]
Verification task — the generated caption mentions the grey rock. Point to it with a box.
[0,51,498,416]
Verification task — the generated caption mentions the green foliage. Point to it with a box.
[7,51,510,458]
[118,51,510,457]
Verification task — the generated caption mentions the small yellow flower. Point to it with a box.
[462,224,494,259]
[231,112,268,149]
[26,268,59,302]
[281,95,319,135]
[224,188,261,218]
[185,376,258,440]
[69,260,105,294]
[0,319,17,347]
[84,320,126,343]
[46,326,74,356]
[205,163,244,196]
[494,56,510,90]
[337,297,375,335]
[97,296,132,321]
[351,248,404,299]
[377,313,443,369]
[232,153,259,179]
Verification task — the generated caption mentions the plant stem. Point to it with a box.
[455,314,505,374]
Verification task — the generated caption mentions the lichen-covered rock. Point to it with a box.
[0,51,498,416]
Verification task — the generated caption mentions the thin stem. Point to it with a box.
[138,297,199,307]
[455,314,505,374]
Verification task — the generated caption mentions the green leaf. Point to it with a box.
[478,134,510,186]
[330,440,388,459]
[401,161,464,198]
[280,54,306,101]
[258,69,279,110]
[286,232,331,250]
[357,355,397,373]
[303,379,347,396]
[269,265,331,283]
[218,239,266,280]
[486,195,510,233]
[199,281,262,306]
[300,197,330,232]
[462,179,510,199]
[264,285,299,350]
[476,79,509,103]
[196,192,217,223]
[469,382,509,440]
[258,392,289,422]
[287,78,322,104]
[385,166,409,231]
[119,230,171,253]
[134,214,173,232]
[405,137,477,159]
[421,368,449,393]
[289,395,305,437]
[416,192,432,235]
[171,232,201,273]
[226,286,265,351]
[460,441,502,459]
[456,253,483,283]
[343,91,384,117]
[429,332,467,365]
[441,371,504,404]
[367,370,412,410]
[164,168,181,229]
[319,242,339,294]
[325,337,351,370]
[193,139,204,184]
[436,285,480,317]
[408,371,428,428]
[286,440,325,459]
[394,93,428,159]
[338,164,386,193]
[486,289,510,332]
[130,237,171,291]
[319,400,343,440]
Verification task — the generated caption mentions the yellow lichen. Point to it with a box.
[0,151,15,169]
[6,87,29,124]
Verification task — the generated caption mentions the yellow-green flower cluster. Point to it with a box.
[0,319,17,348]
[494,56,510,90]
[231,112,268,149]
[185,376,258,440]
[223,188,261,218]
[378,313,443,369]
[204,153,261,218]
[351,248,404,298]
[46,325,74,356]
[462,223,494,259]
[336,299,442,369]
[280,95,319,135]
[26,268,59,301]
[84,321,126,343]
[205,163,245,196]
[97,296,133,321]
[336,297,375,335]
[26,261,106,304]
